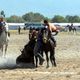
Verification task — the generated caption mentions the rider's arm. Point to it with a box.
[51,30,59,36]
[55,30,58,35]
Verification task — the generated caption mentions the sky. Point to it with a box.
[0,0,80,18]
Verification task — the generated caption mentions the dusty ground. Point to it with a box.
[0,30,80,80]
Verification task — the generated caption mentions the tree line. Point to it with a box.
[1,10,80,23]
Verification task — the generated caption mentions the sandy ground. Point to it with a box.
[0,30,80,80]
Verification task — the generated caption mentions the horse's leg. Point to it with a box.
[73,29,74,33]
[45,51,49,68]
[35,56,38,67]
[4,44,8,56]
[74,28,76,34]
[39,51,44,65]
[50,48,56,67]
[31,55,34,65]
[50,50,54,66]
[2,46,3,56]
[0,46,3,56]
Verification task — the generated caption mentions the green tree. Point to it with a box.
[22,12,45,22]
[51,15,66,23]
[72,15,80,22]
[65,15,80,23]
[6,15,25,23]
[65,15,73,23]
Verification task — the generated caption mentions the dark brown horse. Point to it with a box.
[16,28,37,66]
[35,28,57,68]
[16,39,36,64]
[42,29,57,68]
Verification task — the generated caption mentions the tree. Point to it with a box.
[51,15,66,23]
[22,12,45,22]
[6,15,25,23]
[72,15,80,22]
[65,15,73,23]
[65,15,80,23]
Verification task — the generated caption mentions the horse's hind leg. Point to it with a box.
[35,56,38,67]
[0,46,3,56]
[52,55,56,67]
[3,44,8,57]
[50,49,56,67]
[45,52,49,68]
[2,44,8,57]
[39,51,44,65]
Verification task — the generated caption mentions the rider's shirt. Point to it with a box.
[0,22,3,27]
[0,21,5,30]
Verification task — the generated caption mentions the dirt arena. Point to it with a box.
[0,30,80,80]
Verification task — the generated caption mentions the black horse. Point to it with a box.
[16,29,37,66]
[35,28,57,68]
[67,24,76,33]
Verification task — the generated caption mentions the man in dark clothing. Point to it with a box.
[34,29,45,65]
[18,26,21,34]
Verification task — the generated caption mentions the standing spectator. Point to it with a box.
[18,26,21,34]
[23,26,26,30]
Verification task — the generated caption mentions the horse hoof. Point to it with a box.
[36,65,38,68]
[39,59,45,65]
[46,66,49,68]
[54,64,57,67]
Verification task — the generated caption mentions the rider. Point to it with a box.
[0,15,9,34]
[0,15,5,32]
[43,20,58,47]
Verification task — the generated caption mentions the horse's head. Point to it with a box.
[42,28,49,44]
[29,28,38,41]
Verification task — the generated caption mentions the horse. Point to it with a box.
[0,30,10,57]
[72,26,76,33]
[28,27,45,67]
[29,27,38,40]
[35,28,57,68]
[16,28,37,66]
[67,24,76,33]
[16,39,36,65]
[43,29,57,68]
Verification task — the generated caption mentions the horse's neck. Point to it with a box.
[28,39,36,45]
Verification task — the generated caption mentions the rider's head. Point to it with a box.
[43,20,50,29]
[44,20,48,24]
